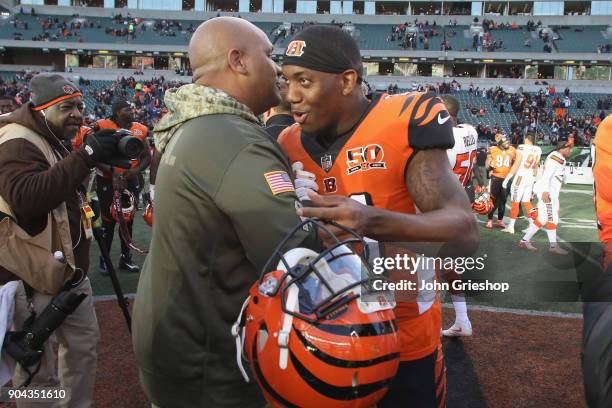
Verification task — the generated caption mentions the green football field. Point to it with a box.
[89,183,598,315]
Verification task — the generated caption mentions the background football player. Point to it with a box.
[485,134,516,229]
[94,99,151,273]
[439,94,477,338]
[519,139,573,254]
[502,133,542,234]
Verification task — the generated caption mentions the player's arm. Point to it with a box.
[298,149,479,251]
[503,149,523,188]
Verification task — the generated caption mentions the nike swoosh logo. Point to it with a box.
[438,114,450,125]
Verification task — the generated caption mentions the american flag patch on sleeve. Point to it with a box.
[264,171,295,195]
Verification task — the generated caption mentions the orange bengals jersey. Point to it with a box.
[489,145,516,178]
[96,119,148,178]
[593,115,612,249]
[279,92,455,361]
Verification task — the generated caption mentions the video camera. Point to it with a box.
[3,287,86,368]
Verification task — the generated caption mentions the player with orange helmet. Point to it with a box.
[235,218,399,408]
[472,190,494,215]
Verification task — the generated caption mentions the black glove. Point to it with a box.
[83,129,131,169]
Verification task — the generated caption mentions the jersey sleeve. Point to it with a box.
[405,93,455,150]
[539,154,564,191]
[215,140,317,271]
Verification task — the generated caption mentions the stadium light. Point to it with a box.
[483,59,494,63]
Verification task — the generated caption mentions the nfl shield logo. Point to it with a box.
[321,154,333,172]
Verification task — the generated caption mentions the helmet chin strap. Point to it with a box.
[231,296,252,383]
[278,284,299,370]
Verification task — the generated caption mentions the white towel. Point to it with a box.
[0,281,19,386]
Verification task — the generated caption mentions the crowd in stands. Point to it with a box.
[387,79,609,147]
[80,75,186,129]
[388,20,452,50]
[385,18,549,53]
[7,10,197,43]
[1,71,609,149]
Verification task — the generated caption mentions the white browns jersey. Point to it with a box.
[515,144,542,179]
[534,150,566,198]
[447,123,478,187]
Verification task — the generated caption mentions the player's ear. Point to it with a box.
[340,69,360,96]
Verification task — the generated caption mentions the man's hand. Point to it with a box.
[292,161,318,202]
[83,129,120,164]
[296,191,374,244]
[542,191,551,203]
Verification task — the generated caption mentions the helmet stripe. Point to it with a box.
[289,350,394,400]
[294,326,399,368]
[313,319,398,337]
[251,332,301,408]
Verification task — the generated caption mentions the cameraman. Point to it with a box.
[94,99,151,274]
[0,74,122,407]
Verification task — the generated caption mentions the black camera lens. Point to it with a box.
[117,136,143,160]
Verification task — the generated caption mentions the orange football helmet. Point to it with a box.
[234,219,400,408]
[143,202,153,226]
[472,191,494,215]
[110,189,136,223]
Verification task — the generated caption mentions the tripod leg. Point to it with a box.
[93,227,132,332]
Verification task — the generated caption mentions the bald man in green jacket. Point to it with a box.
[132,18,315,408]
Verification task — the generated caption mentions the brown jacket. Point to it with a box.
[0,103,96,283]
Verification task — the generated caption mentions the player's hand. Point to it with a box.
[542,192,551,203]
[296,191,374,245]
[502,177,510,189]
[149,184,155,203]
[292,161,318,202]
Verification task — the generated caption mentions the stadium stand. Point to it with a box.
[553,26,610,53]
[0,13,604,53]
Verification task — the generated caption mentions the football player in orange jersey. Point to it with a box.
[94,99,151,274]
[584,114,612,408]
[593,115,612,264]
[279,25,479,408]
[485,134,516,228]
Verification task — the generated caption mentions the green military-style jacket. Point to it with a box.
[133,85,314,408]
